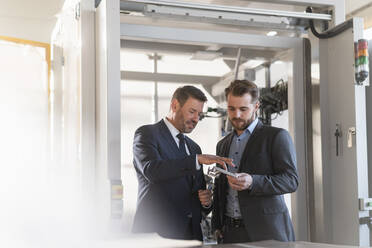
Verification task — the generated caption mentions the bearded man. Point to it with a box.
[212,80,298,243]
[132,85,233,241]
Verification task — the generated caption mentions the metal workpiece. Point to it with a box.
[207,166,238,178]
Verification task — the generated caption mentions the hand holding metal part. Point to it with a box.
[207,161,238,178]
[207,165,238,178]
[227,173,253,191]
[207,163,252,191]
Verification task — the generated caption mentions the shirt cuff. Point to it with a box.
[195,155,201,170]
[248,176,254,190]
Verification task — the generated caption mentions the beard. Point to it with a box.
[175,110,197,133]
[230,117,254,131]
[183,120,197,133]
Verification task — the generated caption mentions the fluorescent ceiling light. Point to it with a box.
[273,60,284,64]
[191,51,222,61]
[266,31,278,36]
[242,59,265,68]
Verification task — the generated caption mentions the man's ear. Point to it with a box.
[255,101,260,110]
[171,99,179,112]
[254,101,260,115]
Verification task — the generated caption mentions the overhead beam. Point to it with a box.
[121,0,331,20]
[121,39,205,54]
[120,23,299,49]
[121,40,278,60]
[254,0,344,25]
[121,70,221,86]
[248,0,338,7]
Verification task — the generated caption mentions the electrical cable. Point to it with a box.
[306,6,353,39]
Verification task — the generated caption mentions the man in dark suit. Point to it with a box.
[132,85,233,241]
[212,80,299,243]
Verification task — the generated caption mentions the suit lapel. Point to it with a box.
[217,133,234,182]
[184,136,198,190]
[184,137,196,155]
[219,133,234,201]
[158,120,180,155]
[238,120,264,172]
[223,132,235,157]
[158,120,196,191]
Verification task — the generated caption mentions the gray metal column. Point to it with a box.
[265,63,271,88]
[148,53,161,123]
[51,45,63,168]
[80,0,96,215]
[234,48,242,80]
[308,34,326,243]
[154,54,158,123]
[289,38,312,242]
[95,0,122,226]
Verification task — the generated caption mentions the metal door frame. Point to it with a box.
[120,20,312,241]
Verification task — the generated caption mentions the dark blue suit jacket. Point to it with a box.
[132,120,208,240]
[212,120,299,242]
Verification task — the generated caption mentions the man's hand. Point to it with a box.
[227,173,253,191]
[197,154,235,168]
[198,189,212,207]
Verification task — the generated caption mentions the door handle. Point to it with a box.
[334,124,341,156]
[348,127,356,148]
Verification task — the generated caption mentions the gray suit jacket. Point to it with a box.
[212,120,298,242]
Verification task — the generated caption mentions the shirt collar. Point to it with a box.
[234,117,259,137]
[248,117,259,134]
[163,117,181,139]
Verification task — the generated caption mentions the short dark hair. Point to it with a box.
[224,80,259,103]
[172,85,207,106]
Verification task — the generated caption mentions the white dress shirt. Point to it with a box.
[163,117,201,170]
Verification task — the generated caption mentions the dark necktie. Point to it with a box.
[177,133,193,187]
[176,133,187,155]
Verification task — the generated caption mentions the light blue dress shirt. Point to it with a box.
[225,118,258,218]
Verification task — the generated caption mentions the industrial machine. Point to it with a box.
[52,0,372,246]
